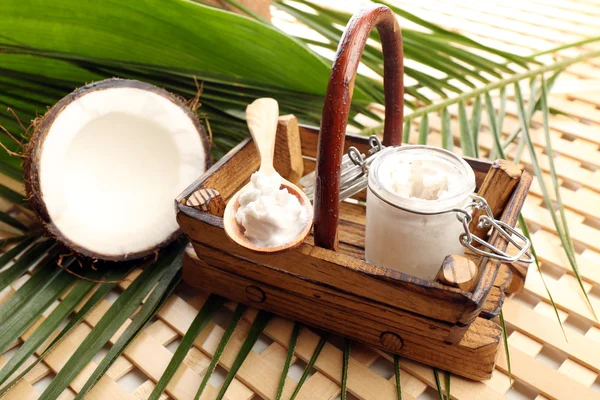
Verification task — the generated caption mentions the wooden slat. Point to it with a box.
[4,0,600,399]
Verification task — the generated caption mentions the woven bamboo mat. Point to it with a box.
[1,0,600,399]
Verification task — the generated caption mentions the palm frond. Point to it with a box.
[457,101,476,157]
[514,82,596,319]
[418,113,430,145]
[290,332,329,400]
[216,310,272,400]
[433,368,444,400]
[484,83,568,337]
[0,276,97,386]
[361,47,600,137]
[149,294,226,400]
[393,355,402,400]
[276,321,301,400]
[0,267,129,397]
[519,215,567,340]
[444,372,451,400]
[470,95,482,157]
[440,107,453,151]
[77,261,182,399]
[342,338,351,400]
[0,184,27,206]
[0,1,598,398]
[38,244,183,399]
[196,303,247,400]
[499,311,512,383]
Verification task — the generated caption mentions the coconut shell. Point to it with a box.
[24,78,211,262]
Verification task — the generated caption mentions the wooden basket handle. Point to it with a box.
[314,5,404,250]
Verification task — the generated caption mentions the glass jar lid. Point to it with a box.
[368,145,476,213]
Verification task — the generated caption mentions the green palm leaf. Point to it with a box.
[440,107,453,151]
[0,184,27,206]
[290,333,329,400]
[470,95,482,157]
[418,114,430,145]
[149,294,226,400]
[0,276,97,386]
[0,266,75,355]
[196,303,247,400]
[216,310,272,400]
[0,248,62,329]
[514,82,596,319]
[499,311,512,383]
[0,267,130,397]
[484,86,568,338]
[394,355,402,400]
[457,101,475,157]
[433,368,444,400]
[0,1,598,398]
[0,0,333,96]
[39,244,182,399]
[76,261,182,398]
[342,338,350,400]
[276,321,301,400]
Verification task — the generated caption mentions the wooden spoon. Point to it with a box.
[223,98,313,253]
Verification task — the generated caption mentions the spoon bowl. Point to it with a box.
[223,98,313,253]
[223,177,313,253]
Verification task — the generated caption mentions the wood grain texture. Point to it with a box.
[183,245,501,380]
[297,124,528,324]
[5,1,600,398]
[461,171,533,326]
[436,255,478,292]
[178,207,476,324]
[469,159,523,240]
[313,4,404,250]
[184,188,225,218]
[176,109,530,380]
[274,114,304,184]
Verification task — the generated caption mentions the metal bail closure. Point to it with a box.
[302,140,533,265]
[300,135,385,202]
[454,194,534,264]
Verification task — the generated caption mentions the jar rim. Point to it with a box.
[367,145,476,213]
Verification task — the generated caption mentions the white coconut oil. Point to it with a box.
[236,171,308,248]
[365,145,475,280]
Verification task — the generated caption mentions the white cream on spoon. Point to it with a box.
[222,98,313,253]
[236,171,307,248]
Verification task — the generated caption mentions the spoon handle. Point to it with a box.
[246,98,279,176]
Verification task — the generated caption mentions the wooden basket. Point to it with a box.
[176,5,532,381]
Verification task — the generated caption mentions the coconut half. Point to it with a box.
[24,79,210,261]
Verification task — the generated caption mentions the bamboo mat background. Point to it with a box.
[1,0,600,399]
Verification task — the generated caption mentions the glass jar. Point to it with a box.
[365,145,476,280]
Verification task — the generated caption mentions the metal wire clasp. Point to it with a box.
[454,194,534,264]
[300,135,385,202]
[301,140,534,265]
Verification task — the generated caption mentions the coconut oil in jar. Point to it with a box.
[365,145,476,280]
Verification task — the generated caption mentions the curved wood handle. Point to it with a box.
[314,5,404,250]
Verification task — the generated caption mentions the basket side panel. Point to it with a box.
[177,206,477,324]
[183,245,501,381]
[460,170,534,326]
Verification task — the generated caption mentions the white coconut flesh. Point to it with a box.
[38,87,207,258]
